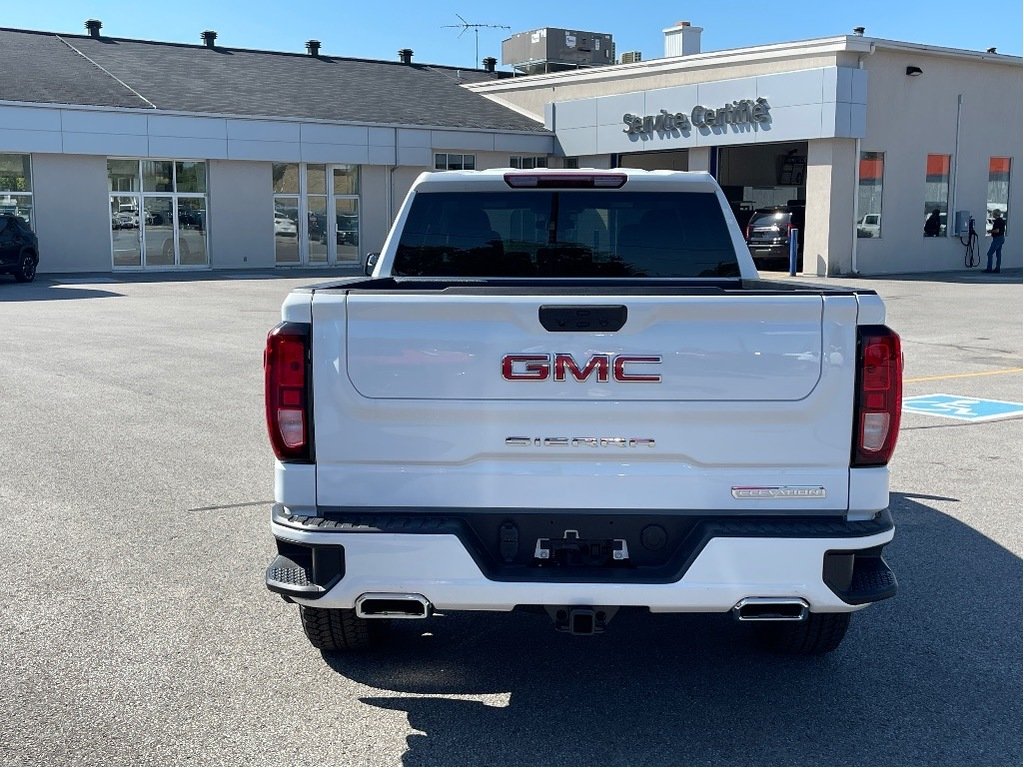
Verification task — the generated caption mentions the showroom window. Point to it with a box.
[108,159,208,269]
[306,164,328,264]
[272,163,300,264]
[0,153,33,227]
[434,153,476,171]
[857,152,884,238]
[923,154,950,237]
[987,157,1011,234]
[273,163,360,265]
[509,156,548,169]
[332,165,361,264]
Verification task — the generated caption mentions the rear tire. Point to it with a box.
[13,252,37,283]
[757,612,851,655]
[298,606,385,651]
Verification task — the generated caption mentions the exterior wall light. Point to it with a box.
[906,66,923,77]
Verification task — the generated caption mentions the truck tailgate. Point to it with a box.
[345,294,821,401]
[311,290,859,512]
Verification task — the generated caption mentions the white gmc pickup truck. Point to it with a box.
[264,169,902,655]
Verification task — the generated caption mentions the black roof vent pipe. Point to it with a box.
[306,39,321,56]
[398,48,413,64]
[85,19,102,38]
[201,30,217,47]
[482,56,497,72]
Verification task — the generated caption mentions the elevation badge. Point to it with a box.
[731,486,827,499]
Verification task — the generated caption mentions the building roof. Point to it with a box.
[0,28,153,109]
[0,27,547,133]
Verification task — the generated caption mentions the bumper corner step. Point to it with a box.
[265,554,328,598]
[825,549,897,605]
[847,556,898,603]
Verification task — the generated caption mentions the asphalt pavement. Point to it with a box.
[0,267,1020,766]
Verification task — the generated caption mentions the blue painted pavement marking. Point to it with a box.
[902,393,1024,422]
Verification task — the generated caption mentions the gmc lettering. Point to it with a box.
[502,353,662,383]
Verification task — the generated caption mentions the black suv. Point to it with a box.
[744,204,805,271]
[0,214,39,282]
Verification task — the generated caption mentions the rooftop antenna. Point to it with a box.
[442,13,510,68]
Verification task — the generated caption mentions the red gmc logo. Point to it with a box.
[501,353,662,383]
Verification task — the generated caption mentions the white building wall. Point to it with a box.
[0,103,552,165]
[471,53,850,122]
[10,43,1018,278]
[855,49,1022,274]
[804,138,858,276]
[573,155,613,169]
[688,147,712,172]
[207,160,273,269]
[360,165,391,258]
[474,40,1020,276]
[548,66,867,158]
[31,154,111,273]
[0,102,554,272]
[23,151,557,274]
[390,168,425,221]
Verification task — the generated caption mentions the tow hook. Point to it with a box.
[544,605,619,635]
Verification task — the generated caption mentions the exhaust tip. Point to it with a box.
[355,593,432,619]
[733,597,809,621]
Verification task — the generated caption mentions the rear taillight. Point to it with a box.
[264,322,312,462]
[852,325,903,467]
[745,224,752,240]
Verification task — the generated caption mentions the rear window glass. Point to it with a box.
[393,190,739,278]
[748,211,789,228]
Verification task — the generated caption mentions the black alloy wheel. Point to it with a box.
[14,252,37,283]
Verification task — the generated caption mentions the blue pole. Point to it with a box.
[788,228,799,276]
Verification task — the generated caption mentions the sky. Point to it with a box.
[4,1,1022,68]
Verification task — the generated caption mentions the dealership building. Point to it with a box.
[0,22,1020,276]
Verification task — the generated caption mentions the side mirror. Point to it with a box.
[364,252,380,276]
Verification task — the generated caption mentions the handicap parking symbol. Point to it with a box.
[902,393,1024,422]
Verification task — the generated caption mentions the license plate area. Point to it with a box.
[534,530,629,567]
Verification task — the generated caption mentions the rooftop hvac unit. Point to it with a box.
[502,27,614,75]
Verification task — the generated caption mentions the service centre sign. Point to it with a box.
[623,97,771,135]
[550,67,865,156]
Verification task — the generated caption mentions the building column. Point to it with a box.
[573,155,613,170]
[803,138,857,276]
[688,147,712,173]
[207,160,274,269]
[31,153,112,273]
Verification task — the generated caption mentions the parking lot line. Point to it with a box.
[904,367,1023,384]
